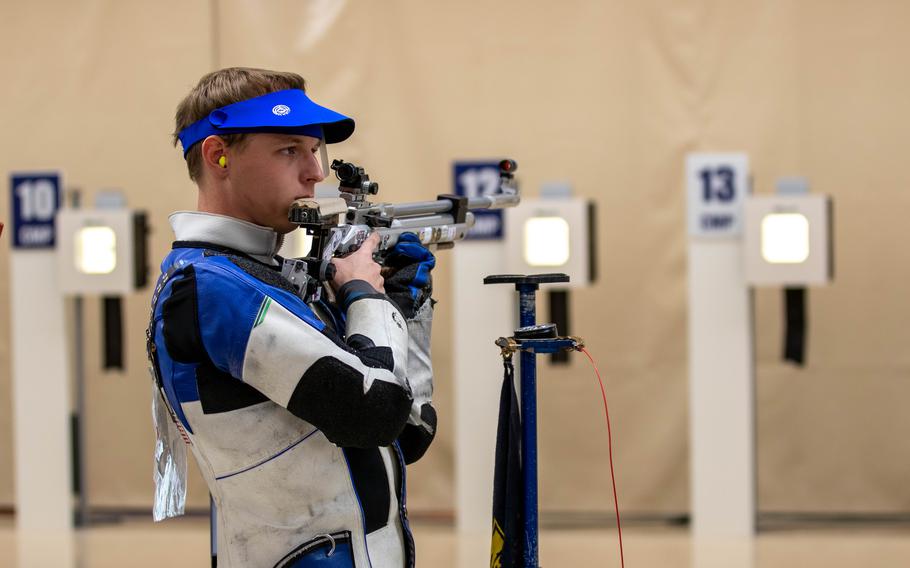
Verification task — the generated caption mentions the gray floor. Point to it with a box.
[3,515,910,567]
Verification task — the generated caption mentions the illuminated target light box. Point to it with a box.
[56,209,148,294]
[743,194,833,286]
[504,196,595,287]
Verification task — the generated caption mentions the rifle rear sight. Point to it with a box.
[331,159,379,196]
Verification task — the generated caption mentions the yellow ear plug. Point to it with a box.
[218,156,227,168]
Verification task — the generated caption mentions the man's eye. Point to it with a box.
[282,147,298,156]
[311,145,321,154]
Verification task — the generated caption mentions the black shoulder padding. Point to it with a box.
[196,360,269,414]
[161,266,206,363]
[397,403,437,465]
[322,331,395,372]
[286,357,411,448]
[342,447,390,534]
[346,333,375,350]
[204,250,298,296]
[346,334,394,371]
[356,346,395,371]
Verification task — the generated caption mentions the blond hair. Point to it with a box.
[173,67,306,181]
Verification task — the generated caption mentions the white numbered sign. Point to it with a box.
[10,173,61,249]
[453,161,504,240]
[686,153,749,238]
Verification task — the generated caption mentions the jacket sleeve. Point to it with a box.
[396,299,437,464]
[165,259,413,448]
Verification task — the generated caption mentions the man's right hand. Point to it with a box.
[330,231,385,293]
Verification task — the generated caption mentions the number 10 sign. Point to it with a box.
[10,172,61,249]
[686,153,749,238]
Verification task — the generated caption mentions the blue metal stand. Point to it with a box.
[484,273,583,568]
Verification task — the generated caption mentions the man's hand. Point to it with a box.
[383,232,436,319]
[330,231,385,293]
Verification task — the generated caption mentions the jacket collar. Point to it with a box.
[169,211,284,265]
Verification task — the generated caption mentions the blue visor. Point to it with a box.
[177,89,355,156]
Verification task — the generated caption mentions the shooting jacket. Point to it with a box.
[148,211,436,568]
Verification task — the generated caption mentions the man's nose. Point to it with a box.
[302,152,325,183]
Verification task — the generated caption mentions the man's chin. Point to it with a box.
[275,221,298,235]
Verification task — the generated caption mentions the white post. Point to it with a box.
[686,153,756,539]
[687,242,755,537]
[11,250,74,531]
[453,242,514,567]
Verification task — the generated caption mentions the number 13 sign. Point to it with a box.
[686,153,749,238]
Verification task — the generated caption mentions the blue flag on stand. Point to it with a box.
[491,358,523,568]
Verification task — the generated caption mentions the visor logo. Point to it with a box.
[272,104,291,116]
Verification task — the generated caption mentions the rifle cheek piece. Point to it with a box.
[288,198,348,225]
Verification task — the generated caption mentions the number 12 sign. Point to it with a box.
[686,153,749,238]
[453,161,504,240]
[10,172,61,249]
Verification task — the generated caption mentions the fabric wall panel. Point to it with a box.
[0,0,214,509]
[754,0,910,513]
[1,0,909,518]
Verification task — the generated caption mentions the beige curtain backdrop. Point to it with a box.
[1,0,909,518]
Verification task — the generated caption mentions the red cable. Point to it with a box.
[579,346,625,568]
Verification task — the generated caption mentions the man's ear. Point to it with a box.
[200,136,228,175]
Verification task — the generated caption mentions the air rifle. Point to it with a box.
[282,159,520,301]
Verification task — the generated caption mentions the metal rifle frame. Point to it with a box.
[484,273,584,568]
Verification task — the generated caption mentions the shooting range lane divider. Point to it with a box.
[10,171,74,535]
[484,273,624,568]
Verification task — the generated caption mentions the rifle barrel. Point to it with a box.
[386,192,519,218]
[390,214,455,229]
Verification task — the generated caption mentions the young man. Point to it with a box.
[148,67,437,568]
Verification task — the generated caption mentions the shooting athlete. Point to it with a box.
[147,67,436,567]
